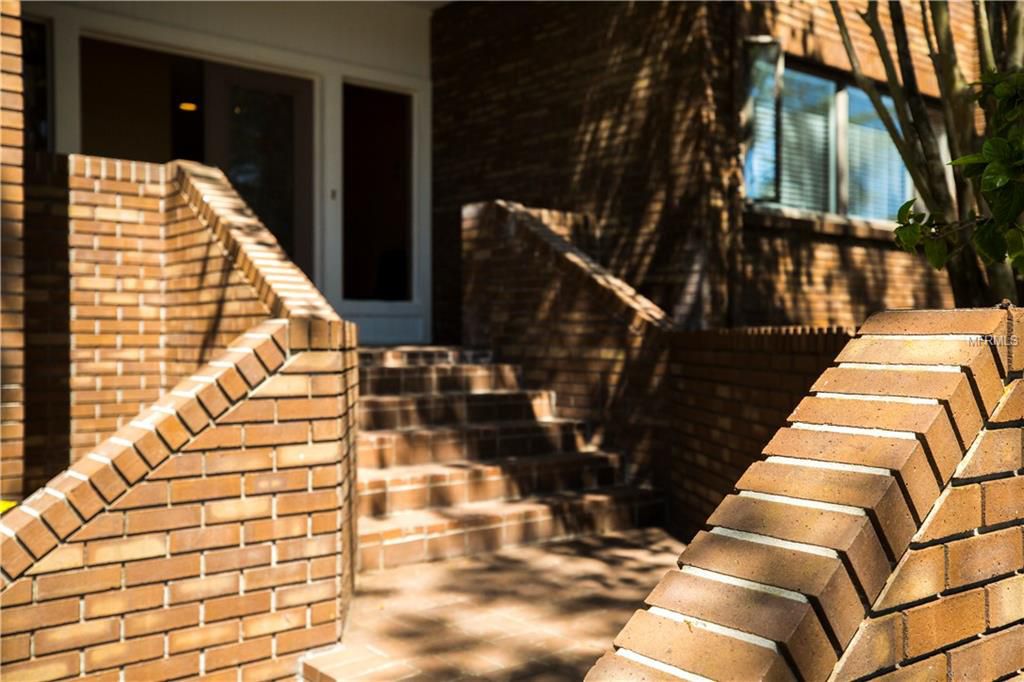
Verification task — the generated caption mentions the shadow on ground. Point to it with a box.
[307,528,684,681]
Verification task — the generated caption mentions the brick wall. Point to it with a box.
[1,0,24,500]
[1,157,360,680]
[463,201,854,533]
[432,1,961,341]
[588,308,1023,681]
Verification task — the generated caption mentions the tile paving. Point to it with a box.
[301,528,685,681]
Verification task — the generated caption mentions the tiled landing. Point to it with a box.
[300,528,684,681]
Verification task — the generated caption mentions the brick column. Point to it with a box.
[1,0,24,501]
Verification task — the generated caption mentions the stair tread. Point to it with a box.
[358,486,658,536]
[359,416,583,435]
[358,450,617,481]
[360,388,549,401]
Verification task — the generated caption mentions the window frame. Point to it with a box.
[743,47,915,225]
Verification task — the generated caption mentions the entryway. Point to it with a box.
[61,30,432,344]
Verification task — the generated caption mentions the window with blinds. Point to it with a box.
[744,48,912,222]
[847,88,911,219]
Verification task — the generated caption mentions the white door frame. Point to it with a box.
[22,3,433,344]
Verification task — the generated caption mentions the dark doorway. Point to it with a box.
[342,83,413,301]
[22,18,52,152]
[79,38,314,276]
[205,63,314,275]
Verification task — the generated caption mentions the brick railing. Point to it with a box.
[0,157,359,680]
[588,308,1024,681]
[462,200,853,532]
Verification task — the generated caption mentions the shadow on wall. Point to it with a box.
[22,152,70,494]
[432,2,734,339]
[17,152,241,497]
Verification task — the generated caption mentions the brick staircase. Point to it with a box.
[355,346,662,571]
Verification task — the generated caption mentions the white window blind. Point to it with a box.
[744,44,779,202]
[779,70,834,213]
[847,87,912,220]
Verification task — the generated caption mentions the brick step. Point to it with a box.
[359,346,493,368]
[360,363,521,396]
[357,486,663,571]
[357,418,589,469]
[358,389,555,430]
[357,451,621,518]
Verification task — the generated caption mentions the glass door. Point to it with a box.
[204,62,314,278]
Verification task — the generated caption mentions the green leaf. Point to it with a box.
[894,223,922,251]
[962,163,987,178]
[897,199,916,224]
[982,161,1012,192]
[950,152,987,166]
[973,222,1008,264]
[983,138,1012,162]
[924,238,948,270]
[989,184,1024,224]
[1006,227,1024,257]
[1012,253,1024,273]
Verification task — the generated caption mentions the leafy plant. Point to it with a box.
[894,71,1024,273]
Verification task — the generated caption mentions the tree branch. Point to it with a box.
[1008,0,1024,69]
[858,2,919,159]
[890,1,955,217]
[830,1,936,210]
[976,0,998,74]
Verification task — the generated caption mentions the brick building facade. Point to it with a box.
[431,1,963,342]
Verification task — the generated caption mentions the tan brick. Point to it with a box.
[277,621,338,654]
[983,476,1024,525]
[124,603,200,637]
[277,489,338,515]
[947,625,1024,681]
[85,634,164,672]
[832,613,903,681]
[205,544,271,573]
[169,572,239,604]
[86,532,166,564]
[36,564,121,601]
[1,597,79,634]
[205,496,272,524]
[168,620,240,654]
[85,584,163,618]
[169,523,240,553]
[987,574,1024,628]
[126,504,201,534]
[917,485,981,542]
[123,652,200,682]
[905,590,986,658]
[614,609,791,681]
[205,636,272,671]
[170,474,241,502]
[876,546,946,610]
[645,568,834,681]
[947,527,1023,589]
[0,652,80,681]
[243,561,307,590]
[244,515,307,543]
[205,590,271,622]
[0,633,30,663]
[277,578,338,609]
[35,617,120,655]
[125,554,201,586]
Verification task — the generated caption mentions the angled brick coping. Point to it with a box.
[0,156,359,679]
[588,308,1024,681]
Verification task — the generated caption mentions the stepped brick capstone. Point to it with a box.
[588,307,1024,681]
[0,155,358,681]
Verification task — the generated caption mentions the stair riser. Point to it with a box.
[358,461,618,517]
[359,348,493,368]
[357,423,587,468]
[359,391,555,430]
[358,499,663,571]
[361,364,521,396]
